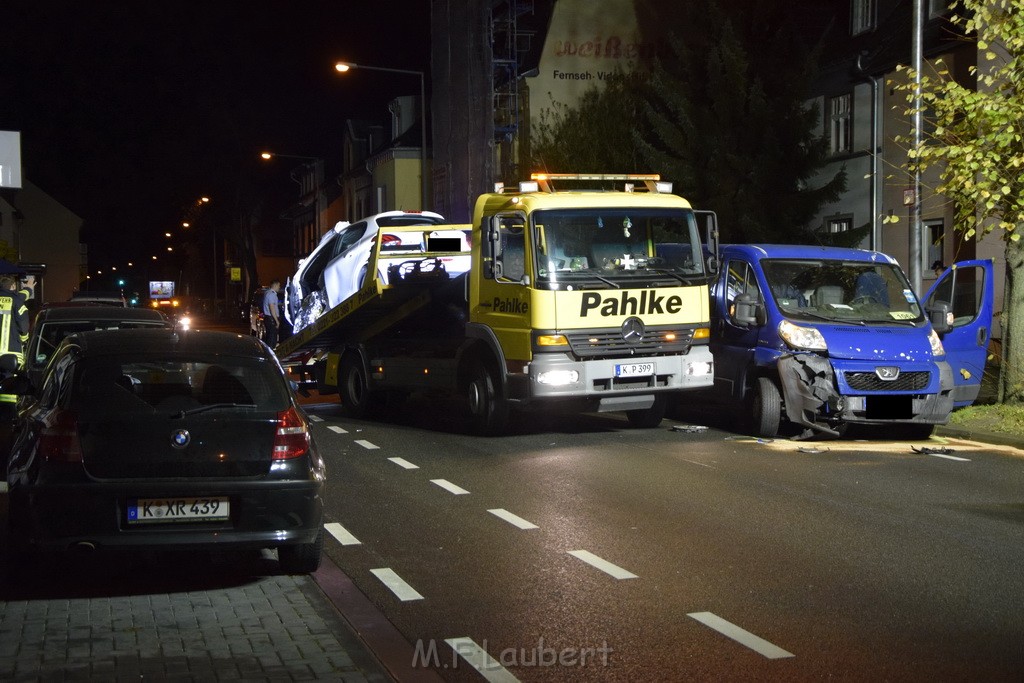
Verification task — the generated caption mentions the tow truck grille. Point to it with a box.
[565,329,693,358]
[844,371,930,392]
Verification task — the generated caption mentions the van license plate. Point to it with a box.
[615,362,655,377]
[127,497,230,524]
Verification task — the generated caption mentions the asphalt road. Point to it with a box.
[305,395,1024,682]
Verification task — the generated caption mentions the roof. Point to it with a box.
[721,244,900,265]
[64,329,272,359]
[34,306,168,323]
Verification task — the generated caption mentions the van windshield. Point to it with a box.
[531,208,705,289]
[761,258,924,324]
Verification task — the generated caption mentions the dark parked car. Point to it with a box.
[25,305,171,391]
[4,328,325,573]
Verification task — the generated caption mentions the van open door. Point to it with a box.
[923,259,995,407]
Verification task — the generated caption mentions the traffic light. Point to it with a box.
[117,278,126,287]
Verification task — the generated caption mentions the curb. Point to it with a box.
[935,424,1024,451]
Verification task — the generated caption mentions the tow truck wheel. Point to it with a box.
[750,377,782,438]
[466,360,509,435]
[340,355,373,418]
[626,396,666,428]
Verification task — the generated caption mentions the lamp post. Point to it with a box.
[334,61,428,210]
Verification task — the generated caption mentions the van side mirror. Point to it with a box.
[732,292,764,326]
[928,300,952,334]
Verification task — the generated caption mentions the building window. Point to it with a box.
[826,217,852,234]
[851,0,875,35]
[829,94,852,155]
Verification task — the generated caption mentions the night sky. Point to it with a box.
[1,1,431,274]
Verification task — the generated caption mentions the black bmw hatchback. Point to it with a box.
[4,328,326,574]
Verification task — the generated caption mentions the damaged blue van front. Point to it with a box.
[709,244,993,439]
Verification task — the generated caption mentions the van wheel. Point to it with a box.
[340,355,373,418]
[278,528,324,574]
[466,360,509,435]
[626,396,667,428]
[750,377,782,438]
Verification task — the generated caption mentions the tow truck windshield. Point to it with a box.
[531,208,705,290]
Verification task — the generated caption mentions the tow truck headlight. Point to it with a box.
[928,328,945,358]
[688,361,713,376]
[537,370,579,386]
[779,319,827,351]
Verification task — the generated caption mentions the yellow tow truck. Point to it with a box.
[276,173,716,434]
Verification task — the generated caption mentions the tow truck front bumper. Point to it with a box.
[777,353,954,436]
[515,347,714,411]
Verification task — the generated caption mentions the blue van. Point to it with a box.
[709,244,994,439]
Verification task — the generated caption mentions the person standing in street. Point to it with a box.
[0,274,30,422]
[262,280,282,348]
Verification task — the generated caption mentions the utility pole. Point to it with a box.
[910,0,924,295]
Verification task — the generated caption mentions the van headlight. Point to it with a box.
[779,319,827,351]
[928,328,945,358]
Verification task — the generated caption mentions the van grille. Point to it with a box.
[844,371,930,392]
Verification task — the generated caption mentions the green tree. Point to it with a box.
[530,71,648,173]
[892,0,1024,401]
[636,0,846,243]
[529,0,846,244]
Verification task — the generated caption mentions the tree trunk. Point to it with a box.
[1002,235,1024,402]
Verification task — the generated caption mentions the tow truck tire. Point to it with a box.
[751,377,782,438]
[340,355,373,418]
[626,396,667,428]
[466,360,509,436]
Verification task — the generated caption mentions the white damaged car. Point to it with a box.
[285,211,471,333]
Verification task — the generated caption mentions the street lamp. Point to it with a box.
[334,61,429,210]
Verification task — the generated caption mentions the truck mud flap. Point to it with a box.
[777,354,840,437]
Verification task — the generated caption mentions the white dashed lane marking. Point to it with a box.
[567,550,637,580]
[388,457,419,470]
[487,508,538,530]
[445,637,521,683]
[370,568,424,601]
[355,440,379,450]
[688,611,794,659]
[327,425,348,434]
[926,452,971,462]
[324,522,361,546]
[431,479,470,495]
[308,415,323,422]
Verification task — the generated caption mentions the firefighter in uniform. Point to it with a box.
[0,274,30,422]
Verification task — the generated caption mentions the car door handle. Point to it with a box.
[978,326,988,346]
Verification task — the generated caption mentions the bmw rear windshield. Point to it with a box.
[70,356,291,417]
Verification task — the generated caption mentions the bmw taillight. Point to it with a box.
[39,409,83,463]
[381,233,402,248]
[273,406,310,460]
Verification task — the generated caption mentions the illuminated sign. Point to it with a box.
[150,281,175,298]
